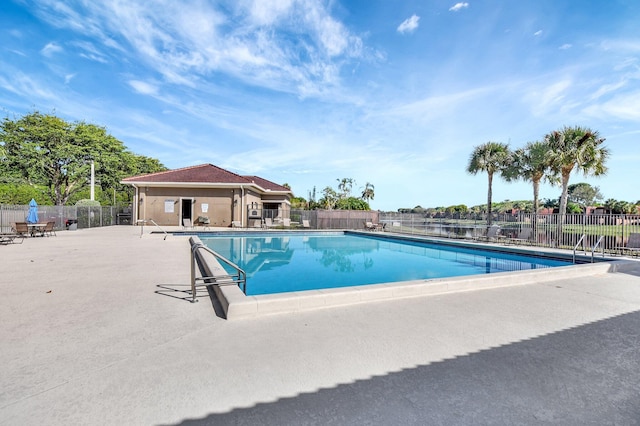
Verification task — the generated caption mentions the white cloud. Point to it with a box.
[559,43,572,50]
[397,15,420,34]
[29,0,366,100]
[449,3,469,12]
[41,42,63,57]
[71,41,109,63]
[128,80,159,95]
[0,72,57,100]
[64,74,76,84]
[534,30,542,36]
[584,91,640,121]
[523,79,572,116]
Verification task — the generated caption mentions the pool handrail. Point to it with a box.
[591,235,605,262]
[190,242,246,303]
[137,219,168,240]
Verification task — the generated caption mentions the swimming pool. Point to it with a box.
[199,232,572,296]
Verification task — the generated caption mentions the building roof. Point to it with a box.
[121,164,291,192]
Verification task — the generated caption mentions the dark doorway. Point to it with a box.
[181,199,193,225]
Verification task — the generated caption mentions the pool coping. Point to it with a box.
[190,232,638,320]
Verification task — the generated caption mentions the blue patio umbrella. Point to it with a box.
[26,199,39,223]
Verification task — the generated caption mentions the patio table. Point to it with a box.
[27,223,47,237]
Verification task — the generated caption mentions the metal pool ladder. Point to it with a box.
[573,234,605,263]
[190,243,246,303]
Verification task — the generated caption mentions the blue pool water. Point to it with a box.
[199,232,572,296]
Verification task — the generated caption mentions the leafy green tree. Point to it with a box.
[567,182,603,210]
[604,198,618,214]
[608,200,637,214]
[466,141,511,225]
[545,126,609,219]
[1,111,166,205]
[0,183,48,204]
[335,197,370,210]
[290,196,307,209]
[319,186,338,210]
[542,198,559,209]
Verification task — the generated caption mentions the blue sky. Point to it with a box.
[1,0,639,211]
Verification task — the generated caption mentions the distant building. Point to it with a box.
[121,164,292,227]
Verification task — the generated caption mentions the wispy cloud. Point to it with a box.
[0,72,57,100]
[523,79,572,116]
[559,43,572,50]
[40,42,63,57]
[449,2,469,12]
[71,41,109,63]
[28,0,368,100]
[397,15,420,34]
[534,30,542,36]
[584,91,640,121]
[128,80,159,96]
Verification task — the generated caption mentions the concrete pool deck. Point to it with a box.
[2,226,640,425]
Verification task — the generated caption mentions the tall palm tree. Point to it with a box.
[466,142,511,226]
[361,182,375,203]
[506,140,558,213]
[544,126,609,219]
[336,178,354,198]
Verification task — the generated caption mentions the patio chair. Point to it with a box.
[12,222,29,236]
[364,221,377,231]
[264,218,276,229]
[504,228,532,245]
[231,221,242,228]
[476,225,501,242]
[302,220,311,229]
[43,221,56,237]
[182,218,194,229]
[614,233,640,257]
[282,218,291,228]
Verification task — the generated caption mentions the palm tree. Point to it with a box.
[466,142,511,226]
[544,126,609,219]
[506,140,558,214]
[361,182,375,203]
[336,178,354,198]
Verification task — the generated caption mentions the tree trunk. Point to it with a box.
[556,171,571,244]
[532,177,540,244]
[486,172,493,226]
[558,171,571,218]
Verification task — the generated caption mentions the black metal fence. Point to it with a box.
[0,204,130,233]
[377,212,640,254]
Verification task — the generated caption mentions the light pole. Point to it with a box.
[90,161,95,201]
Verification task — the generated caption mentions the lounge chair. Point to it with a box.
[476,225,500,242]
[263,218,276,229]
[302,220,311,229]
[282,218,291,228]
[182,218,194,229]
[231,221,242,228]
[0,229,24,244]
[614,233,640,257]
[503,228,532,245]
